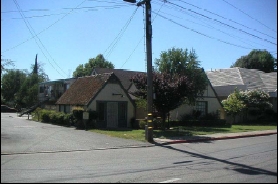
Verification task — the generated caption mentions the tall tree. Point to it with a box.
[131,71,205,129]
[33,54,38,74]
[155,47,200,75]
[73,54,114,77]
[16,74,41,108]
[30,61,49,82]
[1,57,48,108]
[231,49,276,73]
[154,47,208,105]
[1,70,27,105]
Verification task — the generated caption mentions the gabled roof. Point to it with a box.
[56,73,114,105]
[91,68,145,91]
[206,67,277,97]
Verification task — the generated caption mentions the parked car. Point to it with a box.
[1,105,18,113]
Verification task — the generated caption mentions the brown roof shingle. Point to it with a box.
[56,73,112,105]
[91,68,145,90]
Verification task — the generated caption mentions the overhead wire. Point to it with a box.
[120,0,166,70]
[1,0,89,54]
[175,0,276,40]
[222,0,277,33]
[153,11,254,50]
[103,6,139,60]
[153,0,274,50]
[164,0,276,46]
[152,2,264,49]
[4,4,132,20]
[12,0,67,78]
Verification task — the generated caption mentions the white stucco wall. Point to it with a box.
[87,83,135,127]
[170,84,224,120]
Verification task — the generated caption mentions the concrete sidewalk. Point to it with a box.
[153,129,277,145]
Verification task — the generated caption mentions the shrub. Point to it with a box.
[31,108,72,126]
[49,111,58,124]
[41,109,52,122]
[248,109,262,116]
[63,113,71,126]
[139,120,147,129]
[199,111,219,120]
[179,113,193,121]
[32,107,42,121]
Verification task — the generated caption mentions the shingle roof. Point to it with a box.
[206,68,243,86]
[91,68,145,90]
[206,67,277,97]
[56,73,112,105]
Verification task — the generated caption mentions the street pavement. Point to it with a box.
[15,113,277,146]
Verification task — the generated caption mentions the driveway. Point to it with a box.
[1,113,152,155]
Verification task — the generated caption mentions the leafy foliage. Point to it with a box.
[131,72,200,128]
[15,74,43,108]
[231,49,276,73]
[1,59,15,75]
[1,70,27,104]
[155,47,200,75]
[73,54,114,77]
[238,89,272,111]
[222,88,272,123]
[154,47,208,104]
[1,60,48,108]
[132,47,207,129]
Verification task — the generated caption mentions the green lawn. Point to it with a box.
[89,125,277,142]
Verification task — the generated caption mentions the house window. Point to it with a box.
[65,105,70,113]
[59,105,64,112]
[195,101,207,116]
[97,102,106,121]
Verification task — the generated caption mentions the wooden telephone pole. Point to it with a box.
[124,0,153,142]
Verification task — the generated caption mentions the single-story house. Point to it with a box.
[92,68,225,121]
[55,73,136,128]
[206,67,277,113]
[91,67,147,119]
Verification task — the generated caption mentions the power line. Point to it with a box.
[222,0,277,33]
[153,11,255,50]
[1,0,88,55]
[175,0,277,39]
[12,0,66,78]
[153,1,273,50]
[1,4,131,14]
[157,0,276,44]
[120,1,166,70]
[163,1,277,46]
[103,6,139,59]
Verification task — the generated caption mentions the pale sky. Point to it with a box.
[1,0,277,81]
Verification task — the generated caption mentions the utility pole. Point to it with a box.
[124,0,153,142]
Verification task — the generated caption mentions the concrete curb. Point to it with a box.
[155,131,277,145]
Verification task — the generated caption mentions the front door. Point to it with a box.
[107,102,118,128]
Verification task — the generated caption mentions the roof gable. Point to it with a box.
[91,68,145,90]
[56,73,113,105]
